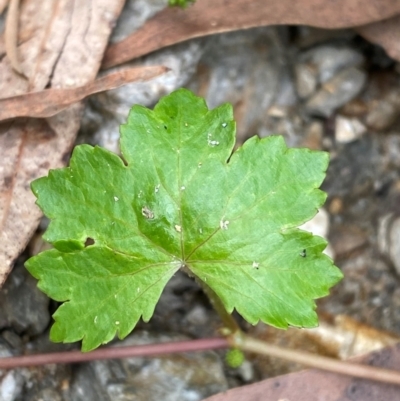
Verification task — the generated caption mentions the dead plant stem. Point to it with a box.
[232,333,400,386]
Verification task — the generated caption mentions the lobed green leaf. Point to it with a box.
[26,89,343,351]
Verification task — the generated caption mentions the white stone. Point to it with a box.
[335,115,366,143]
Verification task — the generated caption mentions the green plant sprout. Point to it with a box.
[25,89,343,352]
[225,348,245,368]
[168,0,195,8]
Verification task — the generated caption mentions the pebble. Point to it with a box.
[109,0,168,43]
[305,67,367,117]
[299,208,334,258]
[365,91,400,131]
[335,115,366,143]
[295,45,364,101]
[0,263,50,336]
[0,344,24,401]
[302,121,323,150]
[187,27,296,144]
[378,213,400,276]
[0,371,24,401]
[184,305,210,326]
[328,197,344,215]
[300,45,365,85]
[329,224,368,259]
[235,360,254,382]
[80,0,202,154]
[69,331,228,401]
[300,208,330,238]
[294,63,318,99]
[323,135,379,199]
[83,40,204,154]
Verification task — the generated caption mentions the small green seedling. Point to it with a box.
[168,0,195,8]
[225,348,245,368]
[25,89,342,351]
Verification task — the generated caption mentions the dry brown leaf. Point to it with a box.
[0,66,169,120]
[0,0,9,15]
[357,15,400,62]
[204,344,400,401]
[4,0,21,74]
[0,0,126,287]
[102,0,400,69]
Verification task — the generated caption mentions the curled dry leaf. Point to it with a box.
[4,0,21,74]
[102,0,400,69]
[357,15,400,62]
[0,0,126,287]
[0,66,169,120]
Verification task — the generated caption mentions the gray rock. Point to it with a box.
[330,224,368,259]
[0,370,24,401]
[378,213,400,276]
[0,345,25,401]
[299,45,365,85]
[294,63,318,99]
[365,91,400,132]
[20,362,71,401]
[1,331,23,354]
[187,27,297,144]
[80,0,204,154]
[82,39,204,154]
[26,388,63,401]
[235,360,254,383]
[0,263,50,336]
[323,135,380,199]
[110,0,168,44]
[69,332,228,401]
[184,305,209,327]
[305,67,367,117]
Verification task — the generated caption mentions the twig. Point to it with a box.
[232,334,400,386]
[0,65,169,121]
[0,337,229,369]
[1,333,400,387]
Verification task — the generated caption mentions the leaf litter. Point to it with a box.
[0,66,169,120]
[0,0,126,287]
[102,0,400,69]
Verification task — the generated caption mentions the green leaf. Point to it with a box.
[26,88,342,351]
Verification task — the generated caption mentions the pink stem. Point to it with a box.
[0,337,229,369]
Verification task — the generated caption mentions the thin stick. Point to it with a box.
[0,337,229,369]
[235,334,400,386]
[2,333,400,386]
[193,275,241,334]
